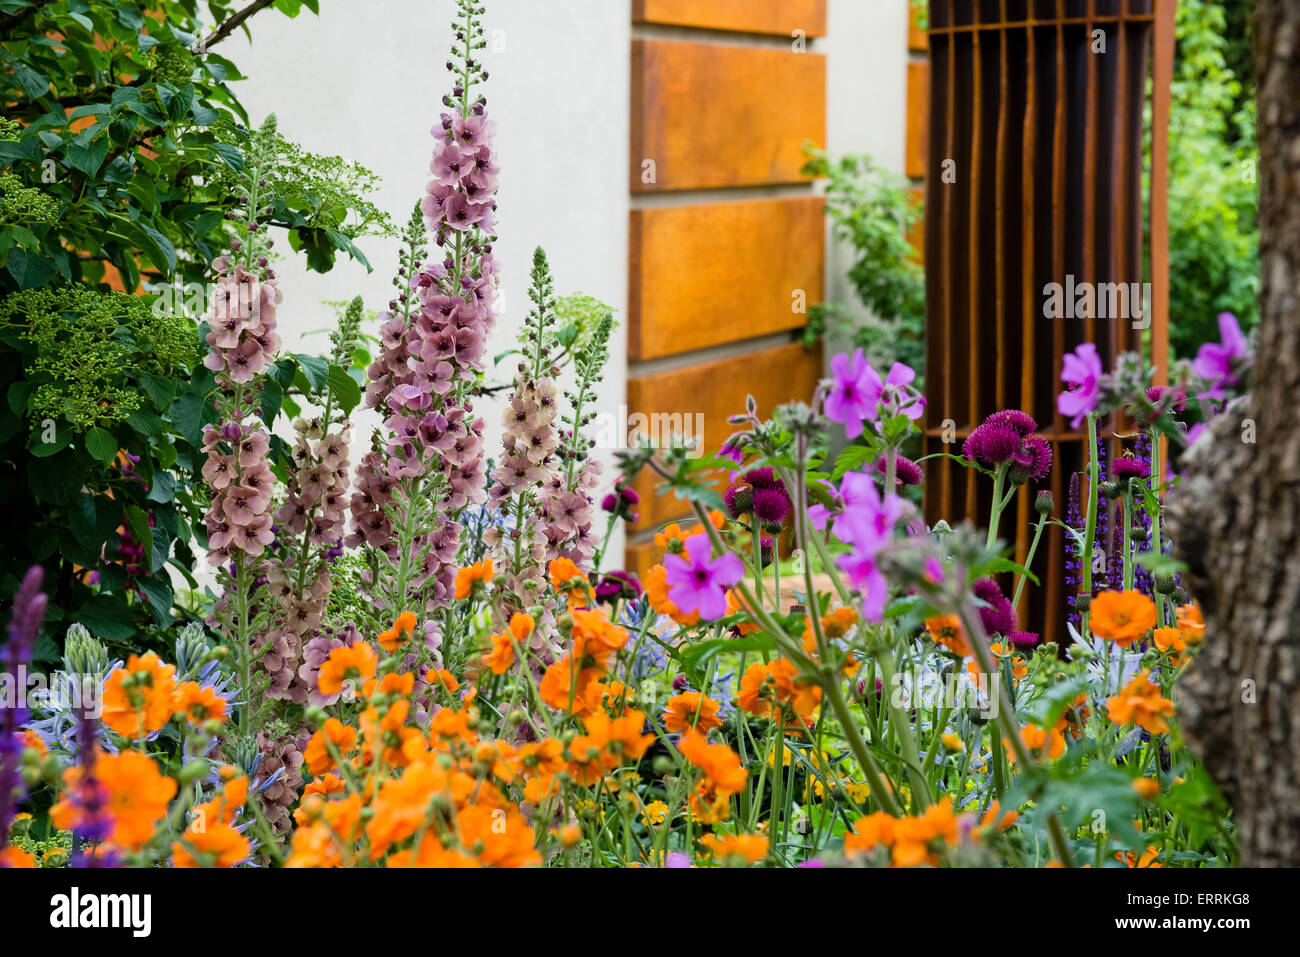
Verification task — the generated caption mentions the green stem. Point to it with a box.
[1079,414,1101,634]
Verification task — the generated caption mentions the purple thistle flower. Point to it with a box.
[1112,457,1150,481]
[1010,631,1040,650]
[752,486,792,527]
[964,421,1021,466]
[595,570,642,605]
[973,578,1017,637]
[874,454,925,488]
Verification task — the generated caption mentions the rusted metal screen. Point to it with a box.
[923,0,1173,639]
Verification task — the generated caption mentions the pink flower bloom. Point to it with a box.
[1192,312,1252,399]
[824,349,876,438]
[1057,342,1104,429]
[865,361,925,421]
[837,551,890,621]
[664,533,745,620]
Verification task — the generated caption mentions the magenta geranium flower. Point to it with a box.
[1057,342,1104,429]
[825,352,925,439]
[664,532,745,620]
[866,361,925,422]
[1192,312,1252,399]
[824,348,876,438]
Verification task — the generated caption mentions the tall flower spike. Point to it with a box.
[1,566,47,848]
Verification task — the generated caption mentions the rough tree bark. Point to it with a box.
[1164,0,1300,866]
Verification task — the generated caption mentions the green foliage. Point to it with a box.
[0,0,366,651]
[2,285,196,428]
[0,0,378,293]
[554,292,615,355]
[801,145,925,379]
[1158,0,1260,358]
[214,126,395,273]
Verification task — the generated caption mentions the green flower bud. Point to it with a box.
[63,623,109,680]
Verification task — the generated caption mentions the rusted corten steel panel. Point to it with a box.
[630,39,826,192]
[922,0,1172,639]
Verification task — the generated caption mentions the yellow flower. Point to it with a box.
[641,800,670,827]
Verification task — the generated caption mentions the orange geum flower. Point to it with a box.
[803,606,860,653]
[699,833,769,866]
[1004,722,1067,763]
[570,606,629,664]
[678,728,747,800]
[539,654,605,716]
[304,717,358,776]
[172,820,249,868]
[362,671,415,701]
[377,611,418,653]
[361,700,425,768]
[510,611,535,641]
[482,632,516,675]
[317,643,378,697]
[426,668,461,694]
[844,811,896,857]
[1107,671,1176,735]
[1116,845,1163,868]
[643,562,701,627]
[967,642,1028,684]
[300,773,347,809]
[548,557,589,600]
[22,728,47,757]
[1090,590,1157,646]
[428,706,476,744]
[454,559,494,600]
[890,797,960,868]
[175,681,227,725]
[568,715,613,785]
[1176,601,1205,646]
[663,691,723,735]
[925,615,972,658]
[1132,777,1161,801]
[606,708,655,766]
[51,749,176,849]
[101,652,180,738]
[977,801,1019,834]
[453,804,542,868]
[285,793,364,868]
[1153,626,1188,665]
[0,847,36,868]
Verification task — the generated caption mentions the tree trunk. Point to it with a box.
[1164,0,1300,866]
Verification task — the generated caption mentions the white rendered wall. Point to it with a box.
[823,0,911,350]
[226,0,632,561]
[226,0,910,569]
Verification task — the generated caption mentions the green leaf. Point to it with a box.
[679,634,777,679]
[76,595,138,642]
[327,363,361,415]
[6,247,57,289]
[260,376,282,427]
[211,142,243,172]
[130,221,178,275]
[294,353,329,392]
[983,556,1039,585]
[146,471,177,504]
[136,575,174,626]
[169,392,206,446]
[125,504,154,567]
[84,426,118,464]
[64,136,109,176]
